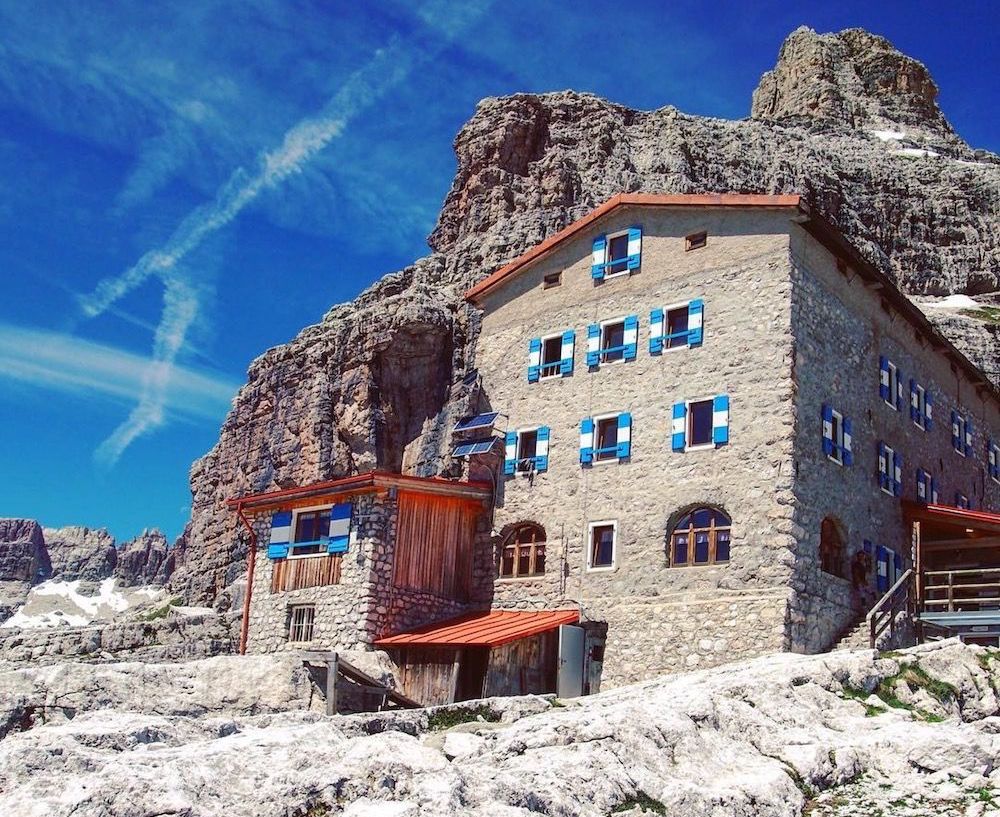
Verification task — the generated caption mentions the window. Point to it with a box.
[499,523,546,578]
[516,428,538,472]
[600,320,626,363]
[671,396,729,451]
[685,231,707,251]
[911,382,927,429]
[505,426,549,474]
[878,442,900,496]
[543,271,562,289]
[580,413,630,463]
[291,508,330,556]
[989,440,1000,483]
[952,410,972,456]
[916,468,932,503]
[664,305,689,350]
[540,335,563,378]
[595,416,619,462]
[288,605,316,642]
[606,232,630,277]
[819,517,846,578]
[688,399,714,448]
[880,358,899,410]
[588,521,617,570]
[823,407,845,465]
[669,507,731,567]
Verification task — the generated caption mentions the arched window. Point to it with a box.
[500,523,546,578]
[820,517,846,578]
[668,507,731,567]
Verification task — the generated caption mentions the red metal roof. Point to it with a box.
[463,192,802,303]
[904,501,1000,535]
[374,609,580,648]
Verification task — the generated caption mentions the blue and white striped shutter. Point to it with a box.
[876,545,889,593]
[989,441,999,479]
[909,379,919,422]
[916,468,927,501]
[879,356,890,402]
[688,299,704,346]
[931,476,939,504]
[924,391,933,430]
[535,426,550,471]
[712,395,730,446]
[527,338,542,383]
[503,431,517,475]
[843,418,853,466]
[616,413,631,458]
[591,236,607,280]
[896,371,904,411]
[893,450,903,496]
[878,442,889,492]
[965,416,973,456]
[649,308,664,354]
[626,226,642,270]
[952,410,960,451]
[579,418,594,464]
[821,404,834,456]
[328,503,352,554]
[586,324,601,367]
[560,330,575,375]
[623,315,638,361]
[671,403,687,451]
[267,511,292,559]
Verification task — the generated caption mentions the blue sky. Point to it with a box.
[1,1,996,543]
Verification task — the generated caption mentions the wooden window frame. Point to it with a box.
[685,397,715,451]
[685,230,707,251]
[662,300,691,351]
[539,333,564,379]
[543,271,562,289]
[668,509,731,568]
[603,230,631,279]
[587,519,617,572]
[499,524,547,579]
[288,604,316,642]
[289,504,332,559]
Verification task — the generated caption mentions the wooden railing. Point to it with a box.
[867,568,914,650]
[271,553,342,593]
[922,567,1000,612]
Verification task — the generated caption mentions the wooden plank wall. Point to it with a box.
[393,491,476,599]
[483,632,557,698]
[271,554,342,593]
[394,647,457,706]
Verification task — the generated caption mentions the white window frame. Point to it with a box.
[538,332,564,381]
[288,604,316,642]
[880,444,896,496]
[515,425,540,474]
[598,316,628,365]
[955,413,968,457]
[586,519,618,572]
[288,502,353,560]
[602,229,631,280]
[884,361,899,410]
[828,408,844,465]
[591,411,622,465]
[685,396,716,452]
[662,299,693,352]
[913,383,927,430]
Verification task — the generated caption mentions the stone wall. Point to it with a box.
[472,206,801,686]
[787,223,1000,653]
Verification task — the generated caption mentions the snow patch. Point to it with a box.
[869,128,905,141]
[891,147,940,159]
[918,294,982,310]
[1,577,167,629]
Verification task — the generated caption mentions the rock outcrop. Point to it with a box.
[170,26,1000,607]
[0,519,49,621]
[2,641,1000,815]
[42,526,117,583]
[115,529,176,587]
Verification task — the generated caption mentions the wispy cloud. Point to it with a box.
[0,321,237,423]
[74,2,491,465]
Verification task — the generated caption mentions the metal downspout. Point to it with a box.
[236,504,257,655]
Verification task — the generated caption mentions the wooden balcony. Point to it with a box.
[922,567,1000,613]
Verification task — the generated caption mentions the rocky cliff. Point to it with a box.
[170,26,1000,606]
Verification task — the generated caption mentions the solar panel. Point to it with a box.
[452,438,498,457]
[453,412,500,432]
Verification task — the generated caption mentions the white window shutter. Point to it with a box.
[712,395,730,446]
[649,308,664,354]
[623,315,638,361]
[626,226,642,270]
[616,412,631,459]
[671,403,686,451]
[560,330,575,375]
[586,324,601,368]
[536,426,550,471]
[688,299,704,346]
[591,236,607,280]
[504,431,517,475]
[527,338,541,383]
[579,418,594,464]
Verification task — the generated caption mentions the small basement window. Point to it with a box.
[539,335,563,378]
[685,231,707,251]
[687,399,714,448]
[600,320,626,363]
[588,521,617,570]
[516,428,538,472]
[606,232,630,277]
[288,605,316,642]
[594,416,619,462]
[292,508,330,557]
[543,271,562,289]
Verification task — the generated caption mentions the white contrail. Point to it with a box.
[76,8,479,466]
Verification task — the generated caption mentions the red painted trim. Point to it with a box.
[903,500,1000,533]
[375,608,580,648]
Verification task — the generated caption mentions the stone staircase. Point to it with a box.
[832,617,870,651]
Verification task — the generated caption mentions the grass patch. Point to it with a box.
[426,704,500,731]
[960,306,1000,325]
[138,596,185,621]
[978,787,997,805]
[839,684,887,717]
[878,664,957,706]
[612,791,667,815]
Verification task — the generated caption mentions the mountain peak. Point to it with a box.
[751,27,956,138]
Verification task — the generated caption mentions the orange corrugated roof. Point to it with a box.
[463,192,802,303]
[374,609,580,648]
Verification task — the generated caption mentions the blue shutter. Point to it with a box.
[688,299,704,347]
[527,337,541,383]
[671,402,686,451]
[965,416,974,457]
[626,226,642,270]
[876,545,889,593]
[623,314,638,361]
[878,442,889,492]
[591,236,607,280]
[895,369,904,411]
[267,510,292,560]
[909,379,918,422]
[586,324,601,367]
[579,418,594,464]
[535,426,550,471]
[821,404,834,456]
[712,395,730,445]
[893,450,903,496]
[952,410,960,452]
[842,417,853,467]
[916,468,927,502]
[616,412,632,459]
[560,330,575,375]
[879,356,890,402]
[503,431,517,475]
[924,391,933,431]
[649,308,664,354]
[327,503,351,554]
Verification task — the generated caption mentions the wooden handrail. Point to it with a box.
[866,568,913,649]
[924,567,1000,577]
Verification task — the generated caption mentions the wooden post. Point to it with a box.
[326,653,338,716]
[947,572,954,613]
